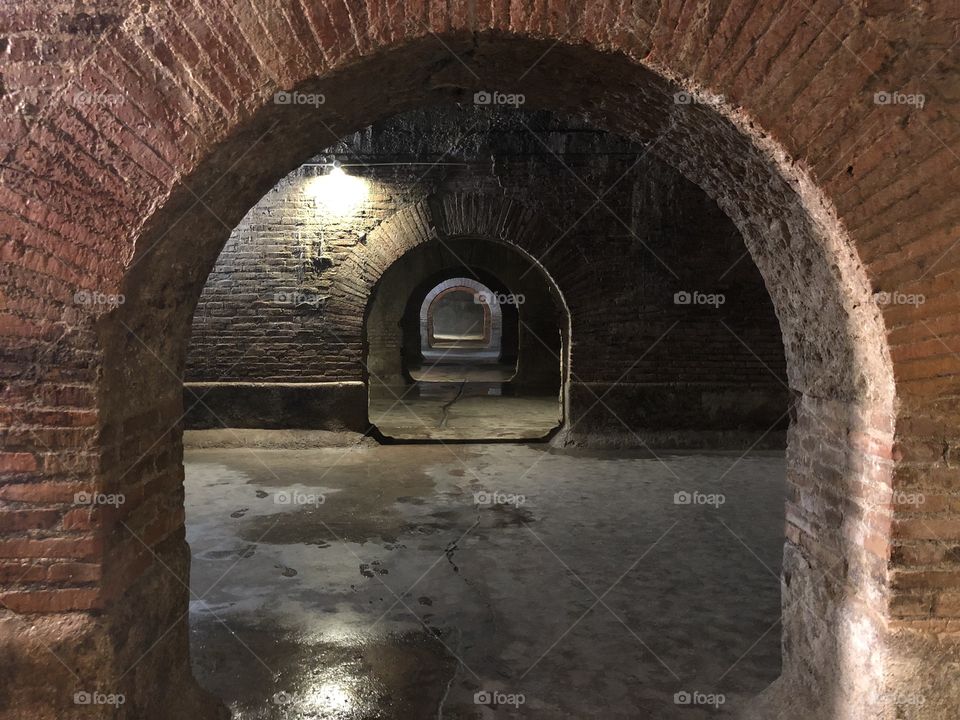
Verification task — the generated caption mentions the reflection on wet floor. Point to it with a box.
[186,444,785,719]
[191,622,455,719]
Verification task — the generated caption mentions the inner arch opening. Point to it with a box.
[177,104,794,718]
[421,279,500,360]
[363,235,568,441]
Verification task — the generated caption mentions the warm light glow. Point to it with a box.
[307,166,368,216]
[305,680,356,714]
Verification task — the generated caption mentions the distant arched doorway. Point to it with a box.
[420,278,502,364]
[364,237,567,441]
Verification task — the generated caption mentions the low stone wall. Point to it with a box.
[559,382,790,449]
[183,382,367,432]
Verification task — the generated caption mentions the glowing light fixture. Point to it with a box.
[307,164,368,216]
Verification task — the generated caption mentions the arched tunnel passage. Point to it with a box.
[419,278,504,365]
[364,237,568,441]
[175,104,795,719]
[5,7,947,719]
[183,106,788,450]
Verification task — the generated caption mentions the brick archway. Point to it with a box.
[1,3,957,718]
[420,279,500,353]
[356,191,571,396]
[362,229,570,436]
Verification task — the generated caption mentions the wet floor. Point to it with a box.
[186,443,785,719]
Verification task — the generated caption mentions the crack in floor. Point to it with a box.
[437,380,468,428]
[444,537,462,573]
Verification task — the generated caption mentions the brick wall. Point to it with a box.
[1,2,956,718]
[184,108,789,442]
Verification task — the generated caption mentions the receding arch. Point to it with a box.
[419,278,502,360]
[104,42,896,709]
[362,227,570,442]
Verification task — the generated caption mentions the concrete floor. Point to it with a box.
[369,382,561,441]
[408,364,517,383]
[186,443,784,719]
[370,363,561,441]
